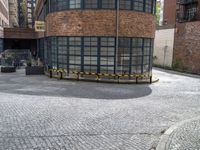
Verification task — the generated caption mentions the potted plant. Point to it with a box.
[25,59,44,75]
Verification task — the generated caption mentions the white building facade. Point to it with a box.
[0,0,9,52]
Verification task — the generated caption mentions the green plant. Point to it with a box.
[26,60,32,67]
[22,0,28,27]
[153,56,158,61]
[156,2,161,25]
[172,59,182,70]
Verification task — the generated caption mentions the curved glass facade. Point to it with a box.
[44,0,156,15]
[41,37,153,75]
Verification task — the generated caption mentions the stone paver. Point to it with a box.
[163,118,200,150]
[0,68,199,150]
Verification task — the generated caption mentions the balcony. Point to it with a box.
[178,0,198,5]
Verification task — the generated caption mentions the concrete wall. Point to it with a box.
[154,27,175,67]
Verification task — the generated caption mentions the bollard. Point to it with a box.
[150,76,152,84]
[136,77,138,84]
[118,76,120,84]
[50,70,52,78]
[60,72,63,80]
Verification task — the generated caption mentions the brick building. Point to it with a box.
[35,0,156,79]
[9,0,19,27]
[163,0,177,26]
[18,0,36,28]
[173,0,200,74]
[0,0,9,52]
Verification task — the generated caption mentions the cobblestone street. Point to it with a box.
[0,68,200,150]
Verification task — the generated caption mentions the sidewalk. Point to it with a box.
[157,117,200,150]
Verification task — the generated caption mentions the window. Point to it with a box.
[118,38,131,74]
[102,0,115,9]
[83,37,98,72]
[145,0,152,13]
[57,37,68,69]
[132,38,143,74]
[120,0,132,10]
[143,39,152,72]
[57,0,68,11]
[45,37,153,76]
[50,37,58,69]
[69,0,81,9]
[133,0,144,12]
[38,39,44,61]
[47,0,155,14]
[186,4,198,21]
[100,38,115,74]
[84,0,98,9]
[69,37,81,71]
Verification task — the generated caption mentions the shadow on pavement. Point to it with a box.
[0,70,152,100]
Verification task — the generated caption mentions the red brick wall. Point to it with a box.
[173,21,200,74]
[45,10,156,38]
[4,28,37,39]
[163,0,177,26]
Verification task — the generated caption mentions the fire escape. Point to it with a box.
[177,0,199,22]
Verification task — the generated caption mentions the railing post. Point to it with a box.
[50,70,52,78]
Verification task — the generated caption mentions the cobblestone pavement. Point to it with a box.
[0,68,200,150]
[164,118,200,150]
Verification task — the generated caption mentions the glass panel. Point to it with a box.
[100,37,115,74]
[84,0,98,9]
[133,0,144,12]
[69,0,81,9]
[120,0,131,10]
[102,0,115,9]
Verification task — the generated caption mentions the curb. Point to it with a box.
[156,116,200,150]
[45,72,159,84]
[153,67,200,79]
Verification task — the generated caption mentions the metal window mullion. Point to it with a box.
[97,37,101,73]
[98,0,101,8]
[143,0,146,12]
[131,0,133,10]
[141,38,144,74]
[115,0,120,74]
[56,37,59,69]
[114,37,117,74]
[149,39,153,73]
[81,37,84,72]
[81,0,84,9]
[67,37,70,74]
[129,38,132,75]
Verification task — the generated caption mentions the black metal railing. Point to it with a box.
[177,0,198,5]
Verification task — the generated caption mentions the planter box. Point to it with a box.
[1,66,16,73]
[25,66,44,75]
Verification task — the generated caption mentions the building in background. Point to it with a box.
[9,0,19,27]
[27,0,35,28]
[173,0,200,74]
[18,0,25,27]
[154,0,177,68]
[0,0,9,53]
[18,0,36,28]
[35,0,156,80]
[154,0,200,74]
[1,0,37,60]
[163,0,177,26]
